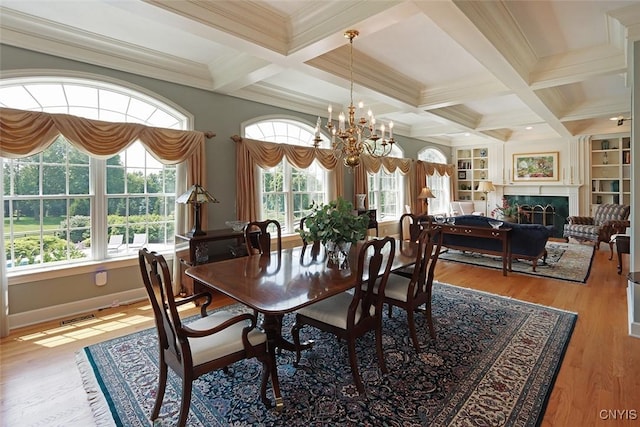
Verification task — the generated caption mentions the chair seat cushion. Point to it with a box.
[297,292,374,330]
[563,224,599,241]
[187,312,266,366]
[384,274,415,302]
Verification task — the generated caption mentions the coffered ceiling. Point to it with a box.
[2,0,640,147]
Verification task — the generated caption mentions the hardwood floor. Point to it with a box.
[1,244,639,426]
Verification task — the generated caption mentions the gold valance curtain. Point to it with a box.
[232,135,344,221]
[0,107,208,231]
[0,107,205,163]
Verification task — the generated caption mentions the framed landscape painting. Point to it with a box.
[513,152,559,181]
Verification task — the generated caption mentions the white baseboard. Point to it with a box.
[8,288,147,331]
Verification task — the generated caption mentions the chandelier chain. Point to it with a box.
[315,29,395,168]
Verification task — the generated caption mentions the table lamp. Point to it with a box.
[176,184,219,236]
[477,180,496,216]
[418,187,435,215]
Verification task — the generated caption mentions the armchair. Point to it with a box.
[563,204,630,258]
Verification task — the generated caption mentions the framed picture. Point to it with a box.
[512,152,559,181]
[458,171,466,179]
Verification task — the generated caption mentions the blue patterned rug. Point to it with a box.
[77,282,576,426]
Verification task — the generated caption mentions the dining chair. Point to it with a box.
[383,226,443,353]
[138,248,275,426]
[244,219,282,255]
[399,213,431,242]
[291,236,396,394]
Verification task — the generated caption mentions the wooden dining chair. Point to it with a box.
[291,236,396,394]
[399,213,431,242]
[138,248,276,427]
[383,226,443,353]
[244,219,282,255]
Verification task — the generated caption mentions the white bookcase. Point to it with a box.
[455,147,489,202]
[590,135,631,213]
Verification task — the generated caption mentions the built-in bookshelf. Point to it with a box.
[456,147,489,202]
[590,136,631,212]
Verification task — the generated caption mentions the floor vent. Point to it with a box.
[61,313,96,326]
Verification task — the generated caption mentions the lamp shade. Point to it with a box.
[418,187,435,199]
[176,184,219,205]
[176,184,219,237]
[477,181,496,193]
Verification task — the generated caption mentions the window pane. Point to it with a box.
[107,165,125,194]
[43,165,66,194]
[69,166,90,194]
[15,162,40,195]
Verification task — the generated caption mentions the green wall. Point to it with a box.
[1,44,450,316]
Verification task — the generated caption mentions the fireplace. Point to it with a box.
[504,195,569,238]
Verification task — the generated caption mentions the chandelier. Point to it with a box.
[314,30,395,168]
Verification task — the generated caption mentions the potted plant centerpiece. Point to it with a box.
[299,197,369,266]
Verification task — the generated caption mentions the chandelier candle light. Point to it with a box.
[318,30,395,168]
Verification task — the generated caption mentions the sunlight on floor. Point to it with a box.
[15,308,159,348]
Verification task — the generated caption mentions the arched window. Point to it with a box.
[418,148,451,215]
[244,118,330,234]
[1,76,187,270]
[367,144,405,220]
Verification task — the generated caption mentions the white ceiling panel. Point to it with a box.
[1,0,638,146]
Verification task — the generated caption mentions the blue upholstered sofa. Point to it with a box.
[441,215,553,271]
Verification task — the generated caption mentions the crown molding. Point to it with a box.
[561,96,631,122]
[530,45,627,90]
[143,0,289,55]
[307,45,422,107]
[452,0,537,82]
[428,105,481,130]
[0,8,214,90]
[419,77,510,110]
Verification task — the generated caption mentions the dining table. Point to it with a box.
[185,238,418,410]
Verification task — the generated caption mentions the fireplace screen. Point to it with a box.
[517,204,556,228]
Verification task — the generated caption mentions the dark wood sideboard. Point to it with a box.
[175,229,246,296]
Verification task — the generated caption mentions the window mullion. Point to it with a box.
[93,157,106,259]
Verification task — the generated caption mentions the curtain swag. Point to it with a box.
[231,135,340,170]
[231,135,424,175]
[417,160,455,177]
[0,107,207,163]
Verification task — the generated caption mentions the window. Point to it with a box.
[1,77,187,271]
[244,118,330,234]
[367,145,404,220]
[418,148,451,215]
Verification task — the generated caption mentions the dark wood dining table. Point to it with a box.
[185,238,418,409]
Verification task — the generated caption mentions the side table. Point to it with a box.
[611,234,630,275]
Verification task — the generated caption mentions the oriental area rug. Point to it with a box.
[77,282,576,426]
[439,241,595,283]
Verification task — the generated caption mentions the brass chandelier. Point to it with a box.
[315,30,395,168]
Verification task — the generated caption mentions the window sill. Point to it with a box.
[7,250,176,285]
